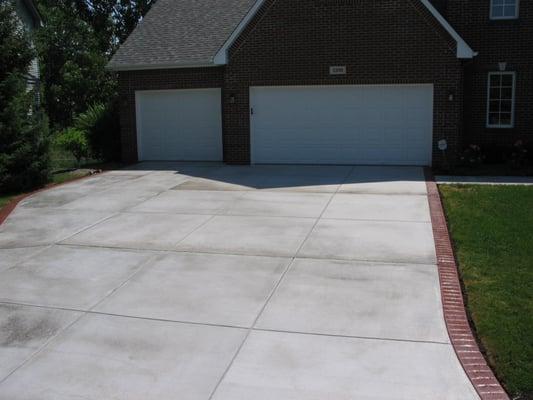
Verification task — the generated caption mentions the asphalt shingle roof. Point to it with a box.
[108,0,258,70]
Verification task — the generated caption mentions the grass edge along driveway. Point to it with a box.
[440,184,533,400]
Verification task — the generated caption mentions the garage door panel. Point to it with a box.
[251,85,433,166]
[136,89,222,161]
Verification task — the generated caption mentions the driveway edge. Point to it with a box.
[424,169,509,400]
[0,171,102,226]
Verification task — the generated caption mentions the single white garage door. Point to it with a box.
[250,85,433,165]
[136,88,222,161]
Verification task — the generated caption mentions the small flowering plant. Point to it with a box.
[460,144,484,167]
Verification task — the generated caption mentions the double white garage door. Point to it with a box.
[136,85,433,165]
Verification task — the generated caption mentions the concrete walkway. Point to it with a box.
[0,164,479,399]
[437,175,533,185]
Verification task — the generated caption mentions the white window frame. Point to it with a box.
[486,71,516,129]
[490,0,519,20]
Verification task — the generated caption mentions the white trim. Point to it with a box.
[107,62,217,72]
[418,0,476,58]
[249,84,434,166]
[490,0,519,20]
[116,0,476,71]
[486,71,516,129]
[213,0,266,65]
[215,0,476,63]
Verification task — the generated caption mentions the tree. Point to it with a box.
[35,1,157,131]
[0,1,49,193]
[35,3,116,130]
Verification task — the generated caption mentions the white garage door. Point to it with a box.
[250,85,433,165]
[136,88,222,161]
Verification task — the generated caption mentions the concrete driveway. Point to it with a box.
[0,163,478,399]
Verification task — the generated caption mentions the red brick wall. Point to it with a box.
[118,67,224,163]
[118,0,466,166]
[223,0,464,164]
[446,0,533,151]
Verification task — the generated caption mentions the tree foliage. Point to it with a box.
[36,0,157,131]
[0,1,49,193]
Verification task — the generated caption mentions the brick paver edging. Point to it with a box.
[0,171,103,226]
[424,169,509,400]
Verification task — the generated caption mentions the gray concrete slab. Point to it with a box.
[323,193,430,222]
[19,186,100,209]
[0,314,246,400]
[224,191,332,218]
[0,247,46,273]
[0,164,479,398]
[114,171,190,191]
[59,187,159,212]
[256,258,448,342]
[340,166,427,195]
[197,165,352,192]
[63,212,211,250]
[96,252,290,327]
[0,246,154,309]
[211,330,479,400]
[172,178,255,191]
[299,219,436,264]
[0,208,112,248]
[68,173,142,190]
[130,190,245,214]
[177,215,316,257]
[0,304,81,381]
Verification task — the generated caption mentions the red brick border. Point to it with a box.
[424,169,509,400]
[0,171,102,226]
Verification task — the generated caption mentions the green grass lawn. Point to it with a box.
[440,185,533,399]
[0,194,15,209]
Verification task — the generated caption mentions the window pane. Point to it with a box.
[492,5,504,17]
[500,113,512,125]
[504,0,516,6]
[501,87,513,100]
[490,74,502,87]
[501,74,514,87]
[504,5,516,16]
[501,100,513,112]
[490,87,501,99]
[489,100,501,113]
[493,0,505,5]
[489,113,500,125]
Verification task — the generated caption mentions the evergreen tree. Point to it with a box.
[0,1,49,193]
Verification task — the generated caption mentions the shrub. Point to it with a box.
[459,144,484,167]
[74,101,120,161]
[0,1,50,193]
[54,128,88,167]
[508,140,529,170]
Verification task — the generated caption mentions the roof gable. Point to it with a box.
[108,0,257,71]
[108,0,475,71]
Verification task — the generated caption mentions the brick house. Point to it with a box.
[108,0,532,167]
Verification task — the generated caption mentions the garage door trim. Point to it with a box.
[135,88,223,161]
[249,84,434,166]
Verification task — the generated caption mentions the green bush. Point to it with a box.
[74,101,120,161]
[0,1,50,193]
[54,128,88,167]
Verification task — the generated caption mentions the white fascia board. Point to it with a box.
[419,0,477,58]
[215,0,476,62]
[106,62,218,72]
[213,0,266,65]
